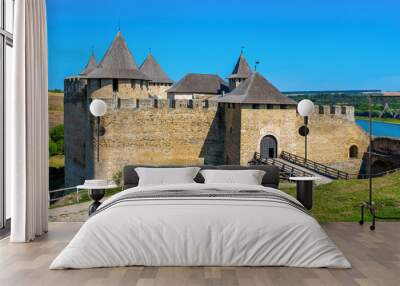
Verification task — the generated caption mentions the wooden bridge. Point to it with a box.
[279,151,352,180]
[250,151,352,181]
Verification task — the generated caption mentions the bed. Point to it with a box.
[50,165,350,269]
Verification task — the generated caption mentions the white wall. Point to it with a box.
[5,44,13,219]
[5,0,14,33]
[4,0,14,221]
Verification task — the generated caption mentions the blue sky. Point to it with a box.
[47,0,400,91]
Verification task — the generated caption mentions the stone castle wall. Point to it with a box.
[240,105,368,165]
[148,83,172,99]
[92,99,224,180]
[64,78,93,186]
[223,103,241,164]
[64,78,370,185]
[87,79,150,99]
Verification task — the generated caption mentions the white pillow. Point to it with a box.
[135,167,201,186]
[200,169,266,185]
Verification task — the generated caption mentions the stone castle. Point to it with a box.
[64,31,369,186]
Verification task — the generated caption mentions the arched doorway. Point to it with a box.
[260,135,278,159]
[349,145,358,159]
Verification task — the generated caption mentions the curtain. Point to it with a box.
[9,0,48,242]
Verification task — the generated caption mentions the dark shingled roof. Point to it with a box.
[218,72,297,105]
[167,73,230,94]
[139,53,173,84]
[87,32,149,80]
[229,52,252,79]
[80,52,97,75]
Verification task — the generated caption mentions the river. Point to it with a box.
[356,119,400,138]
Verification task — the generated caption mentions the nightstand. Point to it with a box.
[289,177,320,210]
[77,182,117,215]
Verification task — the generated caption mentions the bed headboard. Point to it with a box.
[123,165,280,190]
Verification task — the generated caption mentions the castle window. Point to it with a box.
[319,105,324,114]
[131,80,135,89]
[232,103,236,109]
[187,100,193,108]
[202,100,209,108]
[330,106,335,114]
[153,99,158,108]
[341,106,346,115]
[140,80,143,89]
[168,99,176,108]
[349,145,358,159]
[229,127,233,134]
[112,79,118,92]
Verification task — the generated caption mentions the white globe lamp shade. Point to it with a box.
[297,99,315,117]
[90,99,107,117]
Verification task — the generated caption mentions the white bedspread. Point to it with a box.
[50,183,351,269]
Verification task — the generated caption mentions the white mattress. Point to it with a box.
[50,183,350,269]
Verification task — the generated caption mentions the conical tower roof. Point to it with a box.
[219,72,297,105]
[87,32,149,80]
[139,53,173,84]
[80,52,97,75]
[229,52,252,79]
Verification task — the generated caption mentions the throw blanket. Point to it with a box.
[50,183,351,269]
[91,188,310,217]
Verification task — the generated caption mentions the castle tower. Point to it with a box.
[79,51,97,75]
[219,72,298,164]
[228,52,252,90]
[86,31,150,100]
[139,53,174,99]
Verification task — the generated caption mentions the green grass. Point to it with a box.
[356,116,400,125]
[281,171,400,222]
[50,187,122,209]
[50,172,400,223]
[49,155,64,168]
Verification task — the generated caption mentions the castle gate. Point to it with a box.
[260,135,278,159]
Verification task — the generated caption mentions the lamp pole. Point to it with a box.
[97,117,100,162]
[297,99,314,162]
[304,116,308,161]
[359,94,400,230]
[90,99,107,163]
[368,94,372,205]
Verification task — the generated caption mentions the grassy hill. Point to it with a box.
[281,171,400,222]
[48,91,64,170]
[48,91,64,130]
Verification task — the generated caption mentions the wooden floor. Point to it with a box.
[0,222,399,286]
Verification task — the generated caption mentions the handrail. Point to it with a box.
[280,151,351,180]
[49,186,78,203]
[249,152,313,180]
[49,187,76,194]
[251,151,400,181]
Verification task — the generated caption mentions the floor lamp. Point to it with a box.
[89,99,107,162]
[359,94,400,230]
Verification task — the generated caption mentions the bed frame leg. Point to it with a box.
[370,205,376,231]
[359,203,364,225]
